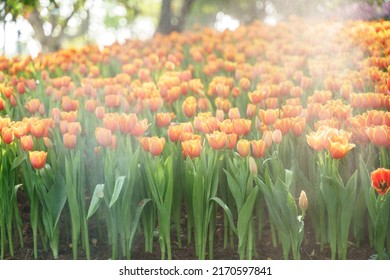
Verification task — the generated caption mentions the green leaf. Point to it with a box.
[359,156,376,222]
[87,184,105,220]
[285,169,293,189]
[224,169,244,211]
[109,176,126,208]
[47,172,67,228]
[210,197,237,234]
[237,186,259,248]
[11,154,27,170]
[128,198,152,253]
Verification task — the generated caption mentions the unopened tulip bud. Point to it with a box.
[249,157,257,176]
[299,190,308,218]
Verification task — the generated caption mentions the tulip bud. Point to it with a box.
[299,190,308,218]
[249,157,257,176]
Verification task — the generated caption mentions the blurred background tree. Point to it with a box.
[0,0,389,56]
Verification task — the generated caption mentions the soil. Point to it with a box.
[4,200,375,260]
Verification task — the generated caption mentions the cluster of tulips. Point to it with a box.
[0,18,390,260]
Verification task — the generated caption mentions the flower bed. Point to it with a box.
[0,18,389,260]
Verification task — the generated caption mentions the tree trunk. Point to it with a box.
[156,0,194,35]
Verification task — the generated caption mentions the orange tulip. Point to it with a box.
[1,127,14,144]
[95,127,112,147]
[272,129,283,144]
[95,106,106,119]
[156,112,174,128]
[371,168,390,195]
[248,90,265,104]
[306,132,324,151]
[273,118,291,135]
[206,131,227,150]
[328,139,355,159]
[233,118,251,136]
[228,107,240,120]
[62,96,79,111]
[149,136,166,156]
[182,97,197,118]
[12,122,28,138]
[30,121,45,138]
[258,109,279,126]
[25,99,41,114]
[139,137,150,152]
[227,133,237,149]
[219,119,234,134]
[146,97,162,112]
[63,133,77,149]
[17,82,26,94]
[181,139,202,158]
[167,124,182,142]
[251,139,267,158]
[67,122,82,135]
[29,151,47,170]
[119,113,137,134]
[246,103,257,118]
[366,126,388,147]
[239,77,250,91]
[21,135,34,151]
[130,119,150,137]
[237,139,250,157]
[291,117,306,137]
[85,99,97,113]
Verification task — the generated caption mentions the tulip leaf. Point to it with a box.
[109,176,126,208]
[359,156,377,223]
[210,197,237,234]
[48,172,67,228]
[237,186,259,248]
[87,184,105,220]
[11,154,27,170]
[128,198,152,253]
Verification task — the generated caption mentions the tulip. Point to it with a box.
[366,126,388,147]
[237,139,250,157]
[149,136,166,156]
[248,90,264,104]
[1,127,14,144]
[259,109,279,126]
[17,82,26,94]
[139,137,150,152]
[206,131,227,150]
[130,119,150,137]
[63,133,77,149]
[272,129,283,144]
[306,132,324,151]
[119,113,137,134]
[156,112,174,128]
[251,139,267,158]
[233,118,251,136]
[249,156,258,176]
[167,124,182,142]
[227,133,237,149]
[239,77,250,91]
[182,97,197,118]
[299,190,308,218]
[246,103,257,118]
[29,151,47,170]
[181,139,202,158]
[219,119,234,134]
[95,127,112,147]
[328,139,355,159]
[21,135,34,151]
[371,168,390,195]
[25,99,41,114]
